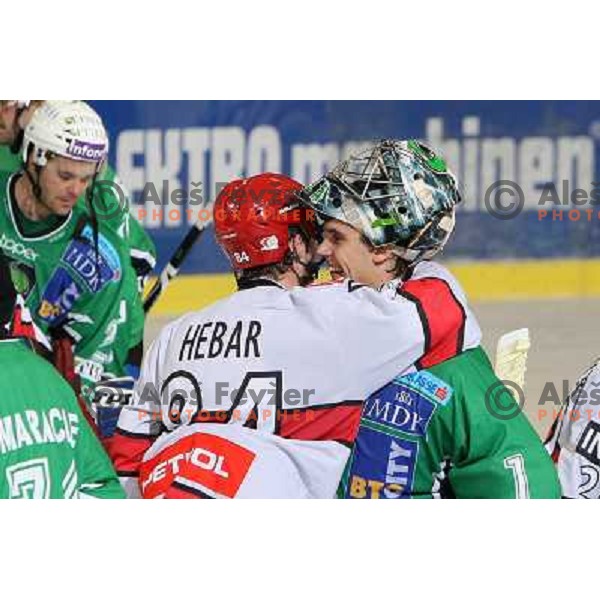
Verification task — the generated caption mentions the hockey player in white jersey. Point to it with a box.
[545,361,600,498]
[298,139,560,498]
[108,172,476,498]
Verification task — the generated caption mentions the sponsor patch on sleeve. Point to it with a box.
[38,267,83,324]
[400,371,453,406]
[61,226,121,292]
[360,371,451,438]
[343,431,418,499]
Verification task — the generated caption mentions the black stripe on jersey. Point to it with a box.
[237,278,284,291]
[446,283,467,354]
[347,280,366,293]
[116,470,139,477]
[278,398,364,417]
[396,288,430,369]
[402,265,415,282]
[332,439,354,449]
[172,480,216,499]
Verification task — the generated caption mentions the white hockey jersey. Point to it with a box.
[545,360,600,498]
[109,264,481,499]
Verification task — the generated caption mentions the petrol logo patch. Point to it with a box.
[140,432,256,499]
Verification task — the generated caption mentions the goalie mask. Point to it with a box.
[214,173,317,271]
[298,139,461,264]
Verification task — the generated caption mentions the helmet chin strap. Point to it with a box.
[290,252,324,286]
[287,230,324,286]
[22,164,54,215]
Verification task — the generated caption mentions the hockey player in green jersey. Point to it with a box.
[0,100,144,414]
[0,249,125,498]
[299,139,560,498]
[0,100,156,289]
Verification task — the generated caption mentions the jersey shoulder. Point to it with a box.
[394,261,472,370]
[0,340,75,402]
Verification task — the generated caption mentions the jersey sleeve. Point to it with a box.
[396,262,482,368]
[75,414,126,499]
[545,363,600,498]
[67,236,146,401]
[104,324,175,497]
[311,280,471,398]
[440,350,561,498]
[103,164,157,280]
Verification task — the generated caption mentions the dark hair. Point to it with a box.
[356,231,409,279]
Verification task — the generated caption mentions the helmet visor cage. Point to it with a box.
[301,139,461,249]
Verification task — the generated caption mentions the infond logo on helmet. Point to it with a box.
[66,139,106,161]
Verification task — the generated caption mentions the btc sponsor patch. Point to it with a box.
[344,431,418,499]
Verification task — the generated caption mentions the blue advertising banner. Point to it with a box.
[91,101,600,275]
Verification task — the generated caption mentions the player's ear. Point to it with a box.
[371,246,395,268]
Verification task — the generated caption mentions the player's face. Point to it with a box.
[38,157,97,216]
[318,220,384,287]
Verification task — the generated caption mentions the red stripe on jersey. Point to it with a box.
[278,403,363,445]
[399,277,466,369]
[105,430,154,475]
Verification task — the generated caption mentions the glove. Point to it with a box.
[93,375,135,439]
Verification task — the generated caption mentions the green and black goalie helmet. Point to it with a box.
[298,139,462,264]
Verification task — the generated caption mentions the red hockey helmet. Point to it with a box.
[214,173,316,270]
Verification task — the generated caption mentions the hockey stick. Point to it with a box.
[143,208,215,314]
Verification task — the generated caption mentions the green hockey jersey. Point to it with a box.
[338,262,561,499]
[0,338,125,498]
[339,346,561,499]
[0,170,144,402]
[0,146,156,280]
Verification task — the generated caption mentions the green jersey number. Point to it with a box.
[6,458,51,499]
[504,454,530,499]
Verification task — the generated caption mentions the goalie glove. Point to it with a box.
[93,375,135,407]
[494,328,531,401]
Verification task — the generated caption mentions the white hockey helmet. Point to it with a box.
[22,101,109,170]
